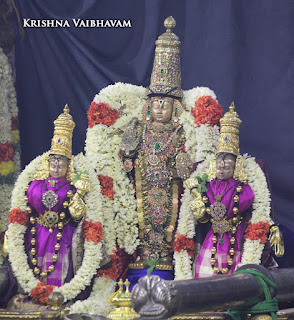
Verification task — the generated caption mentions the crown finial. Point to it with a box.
[164,16,176,32]
[64,104,70,114]
[229,101,235,112]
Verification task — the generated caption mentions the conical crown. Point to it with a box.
[216,102,242,156]
[148,16,182,99]
[50,104,75,159]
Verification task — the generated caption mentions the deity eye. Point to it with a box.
[221,160,225,167]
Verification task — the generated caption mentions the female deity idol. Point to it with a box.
[119,17,192,286]
[3,106,108,308]
[185,104,283,278]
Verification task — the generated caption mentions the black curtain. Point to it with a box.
[14,0,294,230]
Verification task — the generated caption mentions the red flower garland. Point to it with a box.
[83,220,104,243]
[11,117,19,130]
[0,142,14,162]
[173,234,195,258]
[96,251,119,280]
[88,101,119,128]
[191,96,223,127]
[244,221,270,244]
[30,282,55,305]
[98,175,114,200]
[9,208,29,226]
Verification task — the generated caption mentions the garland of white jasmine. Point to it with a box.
[174,154,271,280]
[0,47,20,264]
[85,82,219,255]
[7,152,105,302]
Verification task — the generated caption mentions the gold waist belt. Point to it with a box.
[36,211,70,229]
[129,260,173,271]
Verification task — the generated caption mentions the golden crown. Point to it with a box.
[49,104,75,159]
[148,16,182,99]
[216,102,242,156]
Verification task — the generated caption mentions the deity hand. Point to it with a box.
[191,198,207,221]
[176,152,193,180]
[184,178,199,198]
[73,173,91,197]
[269,225,284,257]
[68,193,87,221]
[120,117,140,158]
[165,225,174,242]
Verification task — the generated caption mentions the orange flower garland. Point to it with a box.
[244,221,270,244]
[30,282,55,305]
[88,101,119,128]
[174,234,195,258]
[83,220,104,243]
[98,175,114,200]
[192,96,223,126]
[9,207,29,226]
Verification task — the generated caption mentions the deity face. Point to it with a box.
[151,96,173,124]
[49,155,69,179]
[216,154,236,180]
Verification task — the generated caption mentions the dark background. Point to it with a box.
[14,0,294,230]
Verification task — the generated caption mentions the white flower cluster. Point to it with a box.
[7,152,104,302]
[182,87,217,111]
[0,47,20,238]
[194,124,219,162]
[69,277,116,315]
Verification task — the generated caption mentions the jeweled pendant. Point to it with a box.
[148,154,160,166]
[219,237,224,244]
[49,228,53,234]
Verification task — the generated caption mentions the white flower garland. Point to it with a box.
[0,47,20,242]
[239,155,271,265]
[174,154,271,280]
[70,277,116,315]
[85,82,219,255]
[7,152,104,302]
[174,157,212,280]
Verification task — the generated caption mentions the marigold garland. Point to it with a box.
[192,96,223,126]
[9,207,28,226]
[173,234,195,258]
[88,101,120,128]
[83,220,104,243]
[244,221,270,244]
[30,282,55,305]
[98,175,114,200]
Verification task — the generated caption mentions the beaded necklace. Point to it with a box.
[25,179,74,279]
[201,181,244,274]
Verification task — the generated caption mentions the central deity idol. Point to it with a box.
[119,17,192,284]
